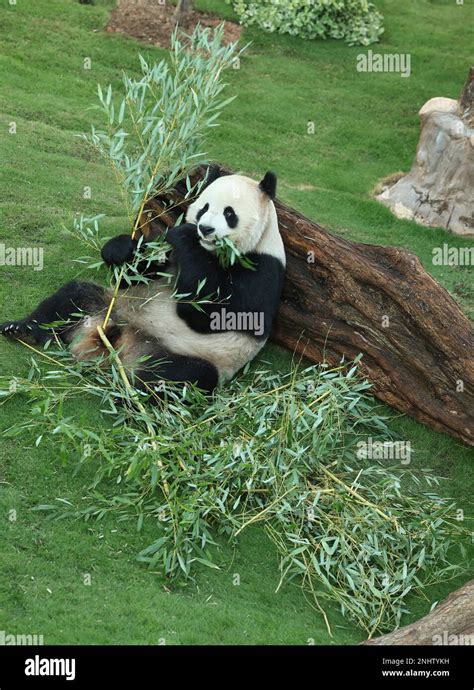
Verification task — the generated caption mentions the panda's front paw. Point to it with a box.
[101,234,137,266]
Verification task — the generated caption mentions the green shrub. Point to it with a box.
[230,0,384,46]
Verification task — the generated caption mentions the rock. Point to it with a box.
[419,97,460,117]
[377,67,474,236]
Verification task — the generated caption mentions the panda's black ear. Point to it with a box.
[203,164,224,188]
[259,171,277,199]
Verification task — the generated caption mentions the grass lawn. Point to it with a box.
[0,0,472,645]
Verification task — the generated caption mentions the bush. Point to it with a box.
[230,0,384,46]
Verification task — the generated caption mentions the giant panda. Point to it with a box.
[0,169,286,400]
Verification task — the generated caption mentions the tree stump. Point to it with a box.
[138,167,474,446]
[362,580,474,645]
[173,0,194,25]
[377,67,474,235]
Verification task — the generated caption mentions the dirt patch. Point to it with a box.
[106,1,241,49]
[371,171,406,197]
[284,183,317,192]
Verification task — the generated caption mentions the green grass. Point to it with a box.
[0,0,472,645]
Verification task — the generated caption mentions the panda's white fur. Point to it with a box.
[113,284,262,383]
[112,174,285,383]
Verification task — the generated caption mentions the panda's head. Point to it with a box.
[186,170,278,255]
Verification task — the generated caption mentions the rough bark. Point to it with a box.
[362,580,474,645]
[460,66,474,127]
[377,66,474,235]
[138,166,474,446]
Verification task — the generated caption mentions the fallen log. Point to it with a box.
[362,580,474,645]
[138,166,474,446]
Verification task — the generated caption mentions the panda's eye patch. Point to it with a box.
[223,206,238,228]
[196,203,209,222]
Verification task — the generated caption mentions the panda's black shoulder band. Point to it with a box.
[203,164,228,188]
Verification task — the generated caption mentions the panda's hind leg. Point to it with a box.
[132,349,219,403]
[0,280,108,345]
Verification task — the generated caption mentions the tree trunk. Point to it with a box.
[377,66,474,236]
[139,166,474,446]
[362,580,474,645]
[173,0,193,25]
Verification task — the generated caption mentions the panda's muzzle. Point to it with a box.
[198,224,215,238]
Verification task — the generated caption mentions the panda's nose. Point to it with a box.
[198,225,215,237]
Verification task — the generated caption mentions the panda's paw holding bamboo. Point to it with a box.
[101,234,137,267]
[166,223,196,246]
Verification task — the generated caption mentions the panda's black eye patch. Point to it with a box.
[196,203,209,222]
[224,206,238,229]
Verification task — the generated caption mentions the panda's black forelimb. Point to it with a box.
[133,350,219,403]
[166,224,285,340]
[101,233,171,285]
[166,223,223,294]
[101,234,137,267]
